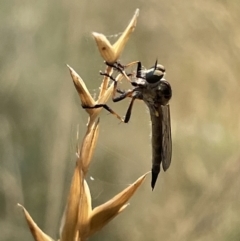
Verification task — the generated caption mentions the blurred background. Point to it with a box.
[1,0,240,240]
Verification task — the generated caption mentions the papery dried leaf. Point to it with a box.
[60,164,84,241]
[18,204,54,241]
[112,9,139,61]
[80,119,99,174]
[92,32,116,64]
[78,180,92,240]
[67,64,95,111]
[88,172,147,236]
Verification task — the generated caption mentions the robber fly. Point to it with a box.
[83,60,172,189]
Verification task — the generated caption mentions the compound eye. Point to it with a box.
[155,64,165,73]
[160,81,172,100]
[149,64,165,72]
[146,69,164,83]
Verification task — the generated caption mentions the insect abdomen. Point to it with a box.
[150,107,163,189]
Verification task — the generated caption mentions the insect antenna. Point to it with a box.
[154,59,158,70]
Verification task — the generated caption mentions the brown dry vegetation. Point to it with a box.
[1,1,240,241]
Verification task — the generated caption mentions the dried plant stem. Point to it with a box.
[19,9,148,241]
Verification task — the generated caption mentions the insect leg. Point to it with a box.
[124,60,140,68]
[100,71,133,104]
[116,89,125,94]
[110,87,136,123]
[104,61,140,82]
[104,62,131,82]
[99,71,116,82]
[124,96,137,123]
[82,104,124,122]
[105,61,125,73]
[100,71,124,102]
[96,87,135,123]
[119,61,140,82]
[113,89,134,102]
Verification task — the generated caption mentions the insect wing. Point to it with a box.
[161,104,172,171]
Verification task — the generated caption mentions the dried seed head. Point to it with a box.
[20,8,148,241]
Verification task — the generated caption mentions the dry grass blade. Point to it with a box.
[18,204,54,241]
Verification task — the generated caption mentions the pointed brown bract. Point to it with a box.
[112,9,139,62]
[88,173,147,236]
[79,119,99,175]
[67,64,115,127]
[67,65,95,110]
[92,33,116,64]
[18,204,54,241]
[92,9,139,64]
